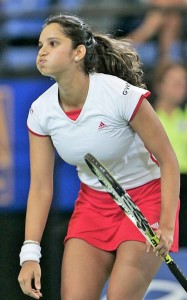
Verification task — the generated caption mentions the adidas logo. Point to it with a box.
[98,121,107,129]
[151,222,159,230]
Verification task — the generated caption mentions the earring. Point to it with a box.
[74,56,79,62]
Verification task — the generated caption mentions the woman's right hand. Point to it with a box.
[18,261,42,299]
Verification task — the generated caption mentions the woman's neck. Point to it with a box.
[57,72,90,111]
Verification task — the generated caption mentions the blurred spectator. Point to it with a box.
[153,62,187,246]
[118,0,187,65]
[58,0,85,10]
[0,86,14,206]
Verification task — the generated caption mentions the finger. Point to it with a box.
[146,242,152,253]
[23,279,41,299]
[153,237,164,252]
[31,289,43,298]
[34,272,41,291]
[20,283,39,299]
[153,242,170,259]
[32,288,42,295]
[27,289,42,299]
[18,276,30,296]
[153,244,164,255]
[22,280,40,299]
[157,245,169,257]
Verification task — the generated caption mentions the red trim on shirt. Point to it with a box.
[27,126,49,137]
[130,91,151,122]
[65,109,82,121]
[149,153,159,166]
[145,146,159,166]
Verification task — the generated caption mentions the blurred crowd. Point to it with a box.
[0,0,187,70]
[0,0,187,67]
[0,86,14,206]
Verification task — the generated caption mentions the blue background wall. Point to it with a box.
[0,76,80,212]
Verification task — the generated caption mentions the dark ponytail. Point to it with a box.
[43,14,146,88]
[91,34,146,88]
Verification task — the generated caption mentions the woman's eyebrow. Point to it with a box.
[39,37,62,43]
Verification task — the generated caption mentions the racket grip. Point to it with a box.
[167,261,187,292]
[149,233,173,264]
[152,231,187,291]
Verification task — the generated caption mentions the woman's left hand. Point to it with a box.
[146,227,174,258]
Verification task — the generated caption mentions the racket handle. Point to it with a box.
[167,261,187,292]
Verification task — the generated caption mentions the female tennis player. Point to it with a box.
[18,14,180,299]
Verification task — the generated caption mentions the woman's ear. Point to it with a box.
[74,44,86,61]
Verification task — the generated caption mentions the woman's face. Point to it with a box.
[36,23,77,79]
[158,66,187,106]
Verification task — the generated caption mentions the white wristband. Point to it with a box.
[19,243,42,266]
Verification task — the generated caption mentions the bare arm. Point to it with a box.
[130,99,180,256]
[25,132,55,242]
[18,132,55,299]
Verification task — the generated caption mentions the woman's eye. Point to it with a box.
[50,41,57,46]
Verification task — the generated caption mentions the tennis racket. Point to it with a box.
[84,153,187,292]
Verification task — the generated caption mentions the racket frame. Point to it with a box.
[84,153,187,292]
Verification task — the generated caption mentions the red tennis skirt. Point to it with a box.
[64,179,179,252]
